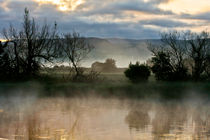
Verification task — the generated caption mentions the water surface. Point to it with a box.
[0,96,210,140]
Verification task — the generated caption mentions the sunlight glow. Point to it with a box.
[34,0,84,12]
[159,0,210,14]
[0,39,7,42]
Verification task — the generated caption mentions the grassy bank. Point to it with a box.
[0,73,210,100]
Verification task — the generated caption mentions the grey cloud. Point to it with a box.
[148,0,172,4]
[57,20,160,39]
[0,7,8,19]
[112,1,174,15]
[82,0,174,16]
[0,1,38,23]
[139,19,191,28]
[181,12,210,21]
[4,0,38,15]
[0,0,207,39]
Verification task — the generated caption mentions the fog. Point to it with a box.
[1,87,210,140]
[82,38,155,67]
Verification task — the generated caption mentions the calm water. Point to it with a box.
[0,96,210,140]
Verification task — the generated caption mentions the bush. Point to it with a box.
[151,52,189,81]
[151,52,173,81]
[124,62,151,83]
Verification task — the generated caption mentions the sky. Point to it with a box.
[1,0,210,39]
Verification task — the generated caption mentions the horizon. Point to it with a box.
[0,37,161,42]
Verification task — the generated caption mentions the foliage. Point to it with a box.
[0,41,13,76]
[148,30,210,81]
[124,62,151,83]
[151,51,189,81]
[151,52,173,81]
[186,31,210,81]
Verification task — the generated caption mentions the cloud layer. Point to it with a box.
[1,0,210,39]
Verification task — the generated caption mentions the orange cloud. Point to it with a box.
[0,39,7,42]
[159,0,210,14]
[34,0,84,12]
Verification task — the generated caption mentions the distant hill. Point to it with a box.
[84,38,161,67]
[2,38,161,67]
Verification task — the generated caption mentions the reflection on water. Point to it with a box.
[126,101,210,140]
[0,97,210,140]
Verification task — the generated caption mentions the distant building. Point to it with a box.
[91,58,117,73]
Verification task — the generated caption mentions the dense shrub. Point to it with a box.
[151,52,173,81]
[124,62,151,83]
[151,52,189,81]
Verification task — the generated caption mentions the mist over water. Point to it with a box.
[1,90,210,140]
[1,1,210,140]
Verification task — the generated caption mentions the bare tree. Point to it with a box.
[148,31,188,70]
[148,30,210,81]
[61,32,94,78]
[160,31,188,71]
[2,25,24,74]
[0,41,9,50]
[2,8,59,75]
[148,31,189,81]
[0,40,12,75]
[186,31,210,80]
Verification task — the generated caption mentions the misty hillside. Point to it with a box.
[85,38,161,67]
[2,37,160,67]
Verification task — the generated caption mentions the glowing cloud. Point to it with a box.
[0,39,7,42]
[34,0,84,12]
[159,0,210,14]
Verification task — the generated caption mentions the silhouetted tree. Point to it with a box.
[204,55,210,79]
[61,32,94,78]
[124,62,150,83]
[2,8,59,76]
[148,31,189,81]
[151,52,173,81]
[186,31,210,81]
[2,27,23,75]
[0,41,13,76]
[161,31,187,70]
[151,52,188,81]
[0,41,9,53]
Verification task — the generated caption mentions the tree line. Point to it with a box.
[1,8,210,82]
[0,8,93,80]
[126,31,210,82]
